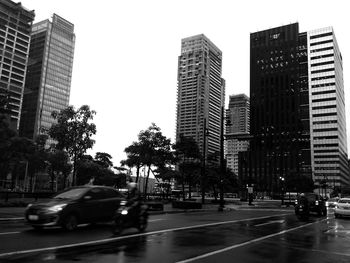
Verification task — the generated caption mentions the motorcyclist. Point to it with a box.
[127,181,142,216]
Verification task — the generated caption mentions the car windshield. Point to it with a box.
[338,199,350,204]
[328,198,338,202]
[53,188,87,200]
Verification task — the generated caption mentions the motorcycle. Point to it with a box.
[295,199,310,221]
[112,200,149,235]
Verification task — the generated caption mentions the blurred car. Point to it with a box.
[334,198,350,218]
[294,192,327,217]
[25,185,125,231]
[326,197,340,208]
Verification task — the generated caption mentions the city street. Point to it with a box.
[0,208,349,262]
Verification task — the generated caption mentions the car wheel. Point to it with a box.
[138,214,148,232]
[32,225,43,231]
[62,214,78,231]
[112,218,123,235]
[323,209,327,216]
[334,213,339,218]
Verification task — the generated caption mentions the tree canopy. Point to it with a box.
[48,105,96,185]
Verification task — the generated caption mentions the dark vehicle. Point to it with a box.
[295,192,327,219]
[112,200,148,235]
[25,185,125,231]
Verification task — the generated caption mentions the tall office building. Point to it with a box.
[245,23,311,193]
[0,0,34,131]
[176,34,225,162]
[225,94,250,174]
[19,14,75,141]
[243,23,348,194]
[308,27,348,188]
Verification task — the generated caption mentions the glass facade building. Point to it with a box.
[243,23,348,194]
[243,23,312,193]
[176,34,225,163]
[19,14,75,141]
[0,0,34,130]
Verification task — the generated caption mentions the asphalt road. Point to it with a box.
[0,208,349,262]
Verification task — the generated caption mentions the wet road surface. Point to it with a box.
[0,209,349,262]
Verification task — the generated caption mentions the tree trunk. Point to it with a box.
[143,165,151,200]
[182,180,185,200]
[135,164,140,183]
[213,184,218,201]
[188,177,192,199]
[73,152,77,186]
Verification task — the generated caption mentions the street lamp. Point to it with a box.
[279,176,285,206]
[219,106,225,211]
[201,118,209,204]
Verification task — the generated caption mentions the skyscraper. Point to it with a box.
[307,27,348,188]
[176,34,225,162]
[19,14,75,141]
[0,0,34,131]
[245,23,311,194]
[244,23,348,194]
[225,94,250,174]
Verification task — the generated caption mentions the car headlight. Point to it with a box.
[26,203,33,209]
[47,204,67,212]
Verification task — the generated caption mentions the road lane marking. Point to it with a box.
[149,219,165,222]
[0,231,20,236]
[0,213,290,258]
[177,218,328,263]
[254,219,285,227]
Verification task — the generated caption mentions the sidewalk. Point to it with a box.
[0,200,292,222]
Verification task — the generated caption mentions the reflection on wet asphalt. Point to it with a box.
[2,213,350,263]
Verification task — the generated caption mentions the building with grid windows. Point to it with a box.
[241,23,348,195]
[0,0,34,131]
[225,94,250,175]
[176,34,225,163]
[308,27,348,189]
[19,14,75,141]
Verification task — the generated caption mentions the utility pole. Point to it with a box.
[219,106,225,211]
[201,118,208,204]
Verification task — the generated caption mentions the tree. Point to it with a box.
[123,123,173,199]
[27,135,50,192]
[94,152,113,168]
[121,142,143,183]
[48,105,96,186]
[47,149,72,190]
[0,93,17,187]
[173,135,201,200]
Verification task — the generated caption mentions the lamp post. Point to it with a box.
[201,118,209,204]
[279,176,285,206]
[219,106,225,211]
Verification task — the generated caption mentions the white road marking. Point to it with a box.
[177,218,328,263]
[149,219,165,222]
[254,219,285,227]
[0,213,289,258]
[0,231,20,236]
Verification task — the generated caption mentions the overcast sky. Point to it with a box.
[20,0,350,166]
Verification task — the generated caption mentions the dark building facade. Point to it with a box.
[19,14,75,141]
[241,23,311,194]
[0,0,34,131]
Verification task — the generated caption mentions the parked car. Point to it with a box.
[334,197,350,218]
[295,192,327,217]
[326,197,340,208]
[25,185,125,231]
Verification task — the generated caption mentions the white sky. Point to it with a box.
[20,0,350,166]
